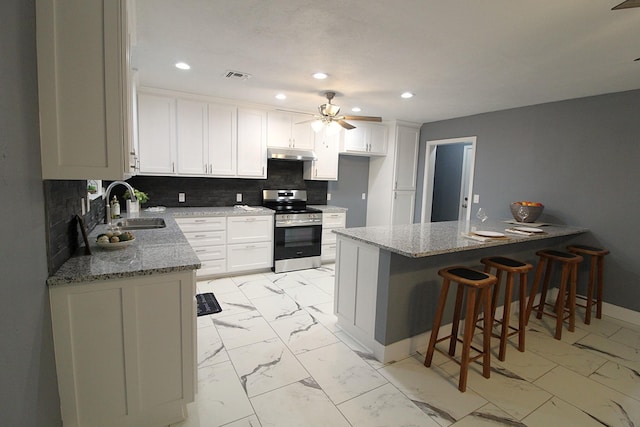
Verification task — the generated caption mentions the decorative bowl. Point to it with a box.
[510,202,544,223]
[97,237,135,250]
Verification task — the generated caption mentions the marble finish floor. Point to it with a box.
[174,264,640,427]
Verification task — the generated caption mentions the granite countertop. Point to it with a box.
[47,206,273,286]
[333,219,587,258]
[308,205,348,213]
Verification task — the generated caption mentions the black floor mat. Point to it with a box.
[196,292,222,316]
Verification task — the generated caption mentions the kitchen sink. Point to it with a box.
[113,217,166,230]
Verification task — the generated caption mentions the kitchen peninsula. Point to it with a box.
[333,219,587,363]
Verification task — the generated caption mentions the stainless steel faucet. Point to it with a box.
[104,181,137,224]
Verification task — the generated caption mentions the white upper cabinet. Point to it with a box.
[176,99,208,175]
[304,128,340,181]
[340,122,388,156]
[267,111,315,150]
[237,108,267,178]
[208,103,237,176]
[393,125,420,191]
[37,0,136,180]
[137,93,177,174]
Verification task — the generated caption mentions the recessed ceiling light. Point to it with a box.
[175,62,191,70]
[351,107,362,112]
[313,72,328,80]
[401,92,414,99]
[275,93,287,100]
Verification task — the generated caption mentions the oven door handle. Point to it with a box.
[275,220,322,227]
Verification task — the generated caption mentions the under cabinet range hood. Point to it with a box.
[267,147,317,161]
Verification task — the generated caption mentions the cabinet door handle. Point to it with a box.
[172,162,175,173]
[209,164,212,174]
[245,245,256,249]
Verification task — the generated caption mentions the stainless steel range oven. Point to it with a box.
[262,189,322,273]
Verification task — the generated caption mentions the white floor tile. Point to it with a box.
[304,301,340,332]
[521,396,604,427]
[283,284,333,307]
[296,341,388,404]
[589,361,640,401]
[575,332,640,371]
[334,330,384,369]
[338,382,441,427]
[218,415,261,427]
[269,272,315,289]
[197,324,228,368]
[251,378,350,427]
[379,357,487,426]
[187,361,254,427]
[249,292,304,322]
[236,278,285,300]
[609,326,640,350]
[307,275,336,296]
[226,337,309,397]
[213,311,277,350]
[197,277,239,296]
[534,365,640,425]
[214,291,257,318]
[270,312,339,354]
[451,403,525,427]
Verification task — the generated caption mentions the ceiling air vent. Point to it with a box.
[224,70,252,80]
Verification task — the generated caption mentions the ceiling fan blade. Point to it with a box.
[343,115,382,122]
[337,120,355,130]
[275,108,316,116]
[612,0,640,9]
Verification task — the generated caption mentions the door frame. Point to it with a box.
[420,136,477,223]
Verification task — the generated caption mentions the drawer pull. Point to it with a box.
[194,234,207,238]
[195,219,207,223]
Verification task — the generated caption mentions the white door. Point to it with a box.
[237,108,267,178]
[458,145,474,221]
[208,103,237,176]
[176,99,207,175]
[137,93,176,174]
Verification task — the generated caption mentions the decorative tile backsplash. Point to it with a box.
[114,159,328,209]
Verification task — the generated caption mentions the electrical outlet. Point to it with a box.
[362,193,366,200]
[81,198,86,215]
[327,193,332,201]
[473,194,480,203]
[236,193,242,203]
[178,193,186,203]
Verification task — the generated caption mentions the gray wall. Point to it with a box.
[416,89,640,312]
[327,155,370,228]
[430,143,465,222]
[0,0,62,425]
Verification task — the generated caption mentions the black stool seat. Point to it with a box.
[425,266,497,392]
[542,250,582,260]
[484,256,528,269]
[568,244,608,254]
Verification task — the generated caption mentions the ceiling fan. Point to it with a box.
[291,91,382,131]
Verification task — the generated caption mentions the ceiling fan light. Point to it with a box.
[326,121,342,136]
[320,103,341,116]
[311,120,324,132]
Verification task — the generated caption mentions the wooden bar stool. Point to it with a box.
[567,245,609,324]
[424,266,497,392]
[525,249,583,340]
[480,256,533,361]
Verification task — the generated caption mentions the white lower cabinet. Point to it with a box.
[321,211,346,262]
[335,237,378,343]
[176,214,274,278]
[49,270,196,427]
[176,217,227,278]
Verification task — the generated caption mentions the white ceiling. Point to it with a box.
[133,0,640,124]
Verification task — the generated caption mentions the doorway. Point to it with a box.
[420,136,477,223]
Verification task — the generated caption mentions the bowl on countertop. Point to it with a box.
[510,202,544,223]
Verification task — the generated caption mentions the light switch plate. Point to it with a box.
[178,193,186,203]
[236,193,242,202]
[327,193,332,201]
[362,193,366,200]
[473,194,480,203]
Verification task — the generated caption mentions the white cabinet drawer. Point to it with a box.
[227,216,273,243]
[183,230,226,246]
[175,216,226,231]
[322,228,337,245]
[191,245,225,261]
[323,212,346,228]
[321,243,337,262]
[227,243,273,272]
[197,259,227,277]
